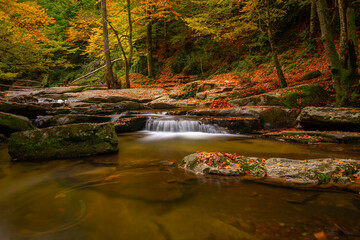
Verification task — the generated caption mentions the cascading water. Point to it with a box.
[144,117,227,134]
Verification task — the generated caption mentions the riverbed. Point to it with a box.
[0,132,359,240]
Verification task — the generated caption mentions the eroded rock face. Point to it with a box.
[298,107,360,131]
[180,152,360,192]
[33,114,114,128]
[0,112,35,135]
[145,102,178,109]
[8,123,118,161]
[0,101,48,118]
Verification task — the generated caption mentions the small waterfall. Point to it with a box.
[145,119,227,134]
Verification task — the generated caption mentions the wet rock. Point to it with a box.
[201,117,260,133]
[0,112,35,135]
[265,158,360,185]
[0,101,48,118]
[145,102,178,109]
[8,123,118,161]
[264,130,360,144]
[34,114,114,127]
[188,106,299,130]
[114,116,147,133]
[180,152,360,192]
[180,153,266,176]
[298,107,360,131]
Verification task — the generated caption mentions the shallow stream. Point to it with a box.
[0,127,360,239]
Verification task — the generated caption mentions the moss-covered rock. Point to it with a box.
[8,123,118,161]
[0,112,35,135]
[298,107,360,131]
[114,116,147,133]
[229,84,329,108]
[180,152,266,176]
[180,152,360,192]
[296,70,321,82]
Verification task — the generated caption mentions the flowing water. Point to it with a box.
[0,118,360,240]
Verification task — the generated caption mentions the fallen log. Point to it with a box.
[70,58,122,84]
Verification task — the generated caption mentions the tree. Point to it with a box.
[0,0,69,81]
[101,0,120,89]
[134,0,180,78]
[243,0,287,88]
[316,0,358,106]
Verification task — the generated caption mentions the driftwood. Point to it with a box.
[70,58,122,85]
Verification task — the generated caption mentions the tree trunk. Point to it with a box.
[146,21,154,78]
[126,0,133,88]
[316,0,358,106]
[338,0,349,67]
[310,0,317,38]
[101,0,119,89]
[347,6,359,58]
[265,0,287,88]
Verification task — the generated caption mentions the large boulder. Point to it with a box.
[8,123,118,161]
[298,107,360,131]
[0,112,35,135]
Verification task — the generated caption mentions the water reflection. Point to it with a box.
[0,134,359,240]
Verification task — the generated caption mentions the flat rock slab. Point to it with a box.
[8,123,118,161]
[264,130,360,144]
[114,116,147,133]
[188,106,299,130]
[0,101,48,118]
[298,107,360,131]
[65,88,167,102]
[180,152,360,192]
[0,112,35,135]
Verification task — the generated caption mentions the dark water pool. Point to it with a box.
[0,132,359,240]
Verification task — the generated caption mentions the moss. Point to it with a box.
[282,85,329,108]
[0,112,35,134]
[8,123,118,161]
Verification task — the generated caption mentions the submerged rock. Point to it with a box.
[8,123,118,161]
[298,107,360,131]
[180,152,360,192]
[0,112,35,135]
